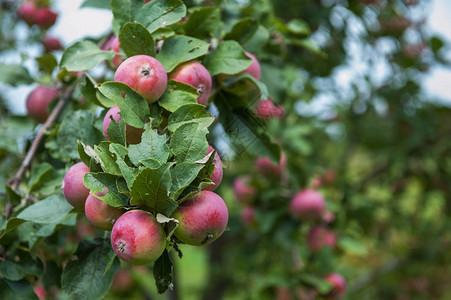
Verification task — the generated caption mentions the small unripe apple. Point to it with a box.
[307,226,337,252]
[42,35,62,52]
[233,176,256,204]
[203,146,223,191]
[102,105,144,144]
[255,152,286,177]
[241,51,261,80]
[114,55,167,103]
[62,162,90,211]
[324,273,346,299]
[322,211,335,224]
[34,6,57,29]
[254,98,285,120]
[240,206,256,227]
[26,85,59,123]
[112,268,133,293]
[290,189,325,220]
[169,61,212,105]
[111,210,166,265]
[173,191,228,246]
[17,1,36,25]
[85,194,125,231]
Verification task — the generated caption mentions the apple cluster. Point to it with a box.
[17,1,57,29]
[233,155,346,298]
[61,53,231,265]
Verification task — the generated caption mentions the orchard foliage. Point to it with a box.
[0,0,450,299]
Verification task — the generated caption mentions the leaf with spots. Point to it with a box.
[169,122,209,162]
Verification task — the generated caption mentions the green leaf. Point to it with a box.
[16,195,74,224]
[119,22,156,57]
[170,162,204,200]
[224,17,259,45]
[28,162,53,193]
[158,80,198,112]
[286,19,310,35]
[204,40,252,76]
[0,64,33,86]
[60,40,114,71]
[0,253,43,281]
[110,0,143,31]
[98,82,150,128]
[152,27,175,40]
[292,38,325,57]
[130,164,177,215]
[222,73,269,99]
[128,123,170,166]
[0,218,27,240]
[170,122,209,163]
[183,7,222,39]
[57,110,103,161]
[153,250,173,294]
[80,76,102,106]
[243,25,270,53]
[135,0,186,33]
[106,114,127,145]
[215,91,281,163]
[338,236,368,256]
[109,144,139,187]
[0,278,39,300]
[61,238,120,300]
[0,116,34,153]
[83,173,129,207]
[36,54,58,74]
[168,104,214,132]
[93,141,122,175]
[156,35,209,72]
[80,0,110,9]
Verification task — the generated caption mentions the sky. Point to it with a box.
[2,0,451,115]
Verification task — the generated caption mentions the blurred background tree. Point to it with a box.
[0,0,450,299]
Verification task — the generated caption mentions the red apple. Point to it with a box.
[322,211,335,224]
[169,61,212,105]
[241,51,261,80]
[324,273,346,299]
[62,162,90,211]
[26,85,59,123]
[233,176,256,204]
[255,152,286,177]
[254,98,285,120]
[290,189,326,220]
[114,55,167,103]
[17,1,37,25]
[42,35,62,52]
[203,146,223,191]
[240,206,256,227]
[102,105,144,144]
[111,210,166,265]
[173,191,228,246]
[307,226,337,252]
[85,193,125,231]
[33,285,47,300]
[34,6,57,29]
[112,268,133,293]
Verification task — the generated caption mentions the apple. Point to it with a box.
[26,85,59,123]
[173,191,228,246]
[255,152,286,177]
[169,61,212,105]
[62,162,90,211]
[102,105,144,144]
[33,285,47,300]
[322,211,335,224]
[307,226,337,252]
[34,6,57,29]
[17,1,36,26]
[42,35,62,52]
[241,51,261,80]
[324,273,346,299]
[112,268,133,293]
[322,169,337,185]
[254,98,285,120]
[290,189,326,220]
[240,206,256,227]
[233,176,256,204]
[114,55,167,103]
[111,210,166,265]
[203,146,223,191]
[85,193,125,231]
